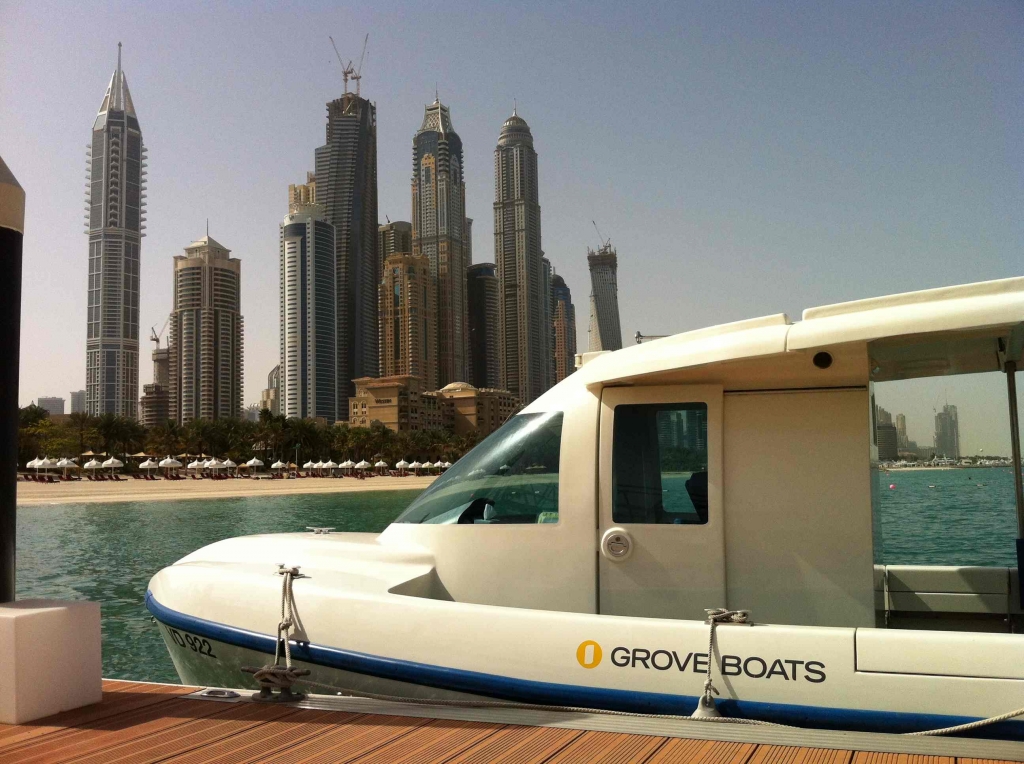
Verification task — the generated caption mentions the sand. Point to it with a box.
[16,474,437,507]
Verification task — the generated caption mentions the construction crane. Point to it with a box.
[329,34,368,96]
[351,34,368,97]
[150,317,168,349]
[592,220,609,248]
[329,36,355,94]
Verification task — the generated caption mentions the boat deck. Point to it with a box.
[1,680,1022,763]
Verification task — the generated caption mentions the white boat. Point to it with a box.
[148,276,1024,739]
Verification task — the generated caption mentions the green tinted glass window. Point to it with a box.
[395,411,563,525]
[612,403,708,524]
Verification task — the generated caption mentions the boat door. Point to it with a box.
[598,384,725,619]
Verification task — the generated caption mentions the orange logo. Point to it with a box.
[576,640,602,669]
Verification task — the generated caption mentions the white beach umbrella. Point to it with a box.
[323,460,338,469]
[246,457,264,468]
[159,457,182,468]
[375,460,388,468]
[38,457,57,470]
[101,457,123,469]
[187,460,201,470]
[442,461,452,469]
[208,458,224,470]
[409,461,422,470]
[340,459,355,469]
[271,460,286,470]
[433,460,444,469]
[396,459,409,469]
[223,459,237,469]
[313,461,324,469]
[302,460,315,470]
[355,460,370,470]
[26,457,40,469]
[139,459,157,470]
[83,459,102,470]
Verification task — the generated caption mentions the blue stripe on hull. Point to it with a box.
[146,590,1024,740]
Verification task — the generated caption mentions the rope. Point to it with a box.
[275,565,299,670]
[701,608,749,710]
[242,565,310,701]
[906,705,1024,737]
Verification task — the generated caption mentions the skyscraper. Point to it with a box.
[315,88,378,418]
[280,182,337,422]
[139,342,169,428]
[85,44,147,417]
[541,256,554,391]
[895,413,908,450]
[37,397,65,416]
[587,242,622,352]
[466,263,500,390]
[551,274,576,383]
[465,218,473,265]
[412,98,469,386]
[493,109,547,403]
[168,235,243,423]
[260,365,280,417]
[934,404,960,459]
[379,252,436,389]
[69,390,86,414]
[378,220,412,264]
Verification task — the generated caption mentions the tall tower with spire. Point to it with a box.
[493,107,547,404]
[84,44,147,418]
[314,85,378,419]
[411,98,469,386]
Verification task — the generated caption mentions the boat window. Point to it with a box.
[394,411,563,525]
[613,403,708,524]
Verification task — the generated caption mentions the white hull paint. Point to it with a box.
[147,533,1024,738]
[148,277,1024,740]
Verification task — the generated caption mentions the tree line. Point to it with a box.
[17,406,483,469]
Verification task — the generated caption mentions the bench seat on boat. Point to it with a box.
[873,565,1024,631]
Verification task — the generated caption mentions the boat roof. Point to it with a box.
[577,276,1024,388]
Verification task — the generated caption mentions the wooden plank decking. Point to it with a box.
[0,680,1021,763]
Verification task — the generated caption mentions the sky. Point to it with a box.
[2,1,1022,452]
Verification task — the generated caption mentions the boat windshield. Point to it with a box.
[394,411,563,524]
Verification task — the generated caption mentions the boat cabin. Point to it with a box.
[382,277,1024,633]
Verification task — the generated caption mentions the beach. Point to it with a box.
[17,474,437,506]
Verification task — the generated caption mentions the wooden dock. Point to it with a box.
[1,680,1023,763]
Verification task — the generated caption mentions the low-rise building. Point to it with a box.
[349,377,518,436]
[349,375,432,431]
[428,382,519,436]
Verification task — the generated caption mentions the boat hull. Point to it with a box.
[148,592,1024,740]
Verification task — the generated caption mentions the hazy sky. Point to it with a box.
[2,1,1022,451]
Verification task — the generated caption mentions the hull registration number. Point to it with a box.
[166,626,218,658]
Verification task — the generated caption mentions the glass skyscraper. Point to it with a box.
[493,109,548,403]
[280,181,338,423]
[412,99,469,387]
[85,45,146,417]
[314,90,378,419]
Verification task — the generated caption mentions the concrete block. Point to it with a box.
[0,599,102,724]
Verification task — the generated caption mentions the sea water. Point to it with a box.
[15,468,1022,682]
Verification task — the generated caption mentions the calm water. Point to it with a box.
[16,490,421,683]
[15,468,1022,683]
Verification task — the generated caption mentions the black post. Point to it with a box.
[0,155,25,603]
[1006,360,1024,608]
